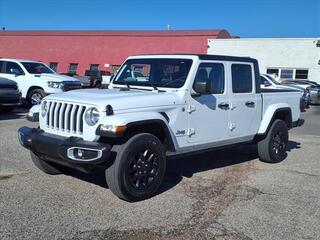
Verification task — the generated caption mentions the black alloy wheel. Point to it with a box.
[127,147,160,190]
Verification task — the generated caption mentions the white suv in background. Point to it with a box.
[0,58,81,105]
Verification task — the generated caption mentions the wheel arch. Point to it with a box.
[98,112,177,152]
[27,86,45,98]
[258,105,292,135]
[125,119,176,152]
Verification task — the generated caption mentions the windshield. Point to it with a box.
[264,75,280,85]
[112,58,193,88]
[21,62,55,74]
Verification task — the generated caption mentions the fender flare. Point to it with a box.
[97,112,177,151]
[258,105,292,134]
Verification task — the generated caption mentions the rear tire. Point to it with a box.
[28,88,45,105]
[31,151,62,175]
[258,119,288,163]
[105,133,166,202]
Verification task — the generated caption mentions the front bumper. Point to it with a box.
[18,127,111,171]
[0,90,21,106]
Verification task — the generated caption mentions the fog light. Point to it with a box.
[75,149,84,158]
[67,147,103,161]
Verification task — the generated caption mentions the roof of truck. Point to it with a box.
[129,54,258,63]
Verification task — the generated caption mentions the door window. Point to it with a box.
[5,62,24,75]
[231,64,253,93]
[193,63,225,94]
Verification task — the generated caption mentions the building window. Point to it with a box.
[280,69,293,79]
[49,62,58,72]
[68,63,78,74]
[89,64,99,71]
[266,68,279,77]
[231,64,252,93]
[295,69,308,79]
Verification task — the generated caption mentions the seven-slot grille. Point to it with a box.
[45,101,87,135]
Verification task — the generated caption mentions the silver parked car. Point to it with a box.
[260,74,310,111]
[280,80,320,105]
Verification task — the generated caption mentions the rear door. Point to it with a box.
[228,62,261,138]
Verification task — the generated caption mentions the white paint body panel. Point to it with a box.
[34,55,301,154]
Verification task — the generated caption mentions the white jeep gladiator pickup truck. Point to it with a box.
[18,54,304,201]
[0,58,81,105]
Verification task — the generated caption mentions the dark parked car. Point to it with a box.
[0,77,21,111]
[85,70,110,88]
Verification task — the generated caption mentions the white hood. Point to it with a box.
[45,88,182,111]
[34,73,80,82]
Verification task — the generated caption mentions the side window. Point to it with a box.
[5,62,24,75]
[193,63,225,94]
[231,64,253,93]
[0,61,4,73]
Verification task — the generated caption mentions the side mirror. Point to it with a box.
[193,81,208,95]
[264,80,271,87]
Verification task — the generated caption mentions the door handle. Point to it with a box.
[218,102,230,110]
[245,101,255,107]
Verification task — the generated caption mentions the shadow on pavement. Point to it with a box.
[63,140,301,198]
[0,107,29,121]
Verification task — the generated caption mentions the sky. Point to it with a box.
[0,0,319,38]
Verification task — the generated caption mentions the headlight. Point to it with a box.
[48,81,64,89]
[41,101,48,117]
[85,107,100,126]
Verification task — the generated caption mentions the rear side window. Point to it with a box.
[231,64,253,93]
[5,62,24,75]
[193,63,225,94]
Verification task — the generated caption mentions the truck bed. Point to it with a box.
[261,88,301,123]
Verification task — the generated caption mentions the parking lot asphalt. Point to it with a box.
[0,106,319,240]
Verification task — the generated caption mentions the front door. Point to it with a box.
[188,62,229,143]
[0,61,27,97]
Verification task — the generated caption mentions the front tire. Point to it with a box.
[105,133,166,202]
[31,151,62,175]
[28,88,45,105]
[258,119,288,163]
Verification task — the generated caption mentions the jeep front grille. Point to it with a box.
[45,101,87,135]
